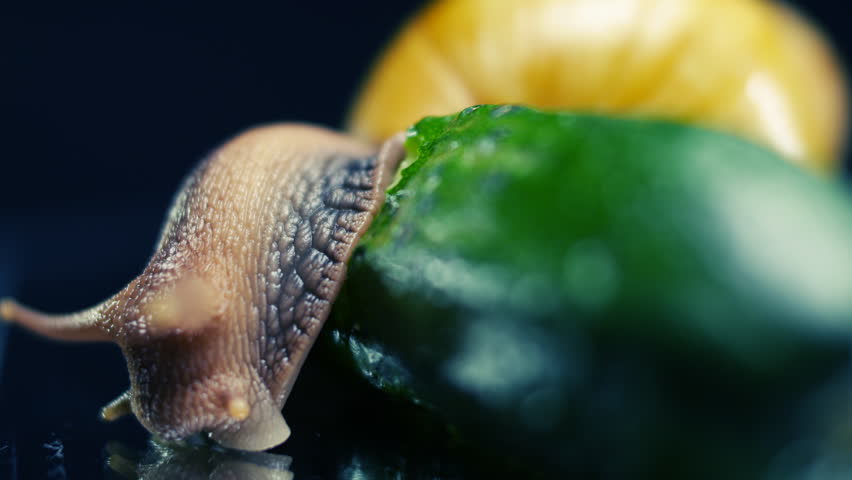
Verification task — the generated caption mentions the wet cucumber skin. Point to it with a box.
[326,105,852,478]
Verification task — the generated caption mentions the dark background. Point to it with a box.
[0,1,849,478]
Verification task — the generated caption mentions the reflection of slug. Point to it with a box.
[106,439,294,480]
[348,0,848,171]
[1,127,405,451]
[0,0,847,453]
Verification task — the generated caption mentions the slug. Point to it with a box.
[348,0,848,171]
[0,125,405,451]
[0,0,847,453]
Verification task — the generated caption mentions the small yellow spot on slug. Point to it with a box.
[228,397,251,421]
[0,298,16,322]
[145,293,180,329]
[142,275,222,335]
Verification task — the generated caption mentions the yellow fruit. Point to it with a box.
[348,0,847,172]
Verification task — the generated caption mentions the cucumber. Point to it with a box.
[325,105,852,478]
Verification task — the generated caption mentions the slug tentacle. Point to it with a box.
[0,297,112,342]
[139,275,224,337]
[101,390,133,422]
[4,125,405,450]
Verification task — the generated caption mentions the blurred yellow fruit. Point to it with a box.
[347,0,847,172]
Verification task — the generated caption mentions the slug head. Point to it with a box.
[0,125,405,450]
[113,272,291,451]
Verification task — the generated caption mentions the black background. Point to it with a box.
[0,1,849,478]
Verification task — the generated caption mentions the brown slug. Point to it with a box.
[0,125,405,451]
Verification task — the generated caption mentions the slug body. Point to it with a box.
[1,125,404,450]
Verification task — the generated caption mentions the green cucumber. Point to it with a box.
[325,105,852,478]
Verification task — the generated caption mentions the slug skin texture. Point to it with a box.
[0,125,406,451]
